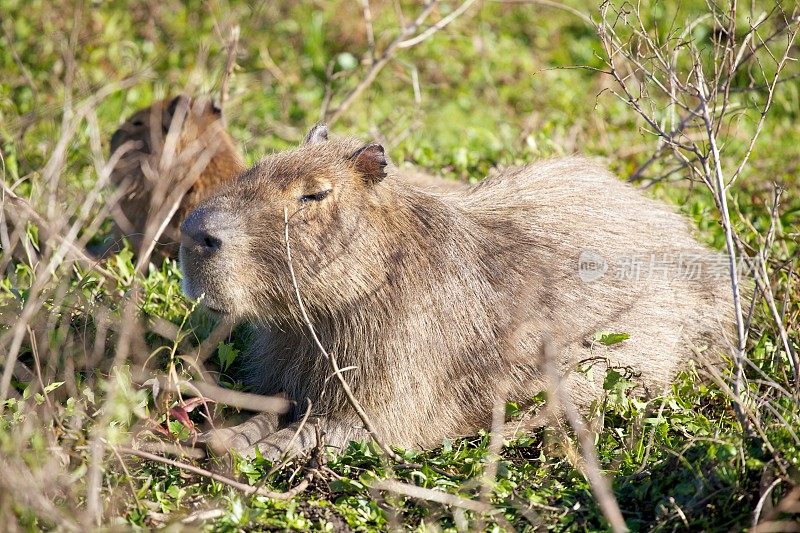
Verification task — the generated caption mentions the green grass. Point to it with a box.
[1,0,799,530]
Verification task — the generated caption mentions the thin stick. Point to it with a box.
[695,61,750,429]
[219,25,241,113]
[108,445,143,509]
[134,372,290,414]
[754,486,800,530]
[326,0,478,124]
[283,208,406,463]
[372,478,514,531]
[133,440,207,460]
[266,399,314,474]
[479,398,506,504]
[115,445,312,499]
[489,0,591,25]
[752,476,782,528]
[542,340,628,533]
[397,0,480,48]
[360,0,376,63]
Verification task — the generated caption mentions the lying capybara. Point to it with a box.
[108,98,463,260]
[179,124,734,460]
[108,95,245,258]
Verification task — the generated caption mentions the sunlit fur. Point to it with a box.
[180,131,735,457]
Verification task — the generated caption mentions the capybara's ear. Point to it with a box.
[303,123,328,145]
[349,143,387,185]
[166,95,189,118]
[163,95,190,133]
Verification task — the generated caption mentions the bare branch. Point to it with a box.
[134,372,290,414]
[326,0,478,124]
[372,478,514,530]
[490,0,592,25]
[115,445,313,499]
[219,25,241,113]
[397,0,480,49]
[693,59,752,426]
[542,339,628,533]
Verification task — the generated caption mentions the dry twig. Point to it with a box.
[541,339,628,532]
[325,0,479,124]
[372,478,515,531]
[219,25,241,113]
[115,445,313,499]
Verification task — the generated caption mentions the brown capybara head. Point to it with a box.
[179,124,398,321]
[110,95,225,186]
[108,95,244,257]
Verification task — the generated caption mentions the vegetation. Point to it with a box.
[1,0,798,530]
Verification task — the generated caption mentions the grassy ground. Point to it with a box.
[1,0,799,530]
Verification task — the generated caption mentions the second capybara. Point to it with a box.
[108,95,245,259]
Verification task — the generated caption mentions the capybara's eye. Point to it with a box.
[131,119,144,127]
[299,189,332,203]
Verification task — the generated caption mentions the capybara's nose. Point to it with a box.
[181,208,230,254]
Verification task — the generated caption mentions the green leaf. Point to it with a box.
[603,369,625,391]
[43,381,64,394]
[505,401,520,418]
[217,342,240,372]
[330,477,364,494]
[594,331,630,346]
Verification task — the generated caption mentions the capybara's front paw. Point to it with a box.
[196,428,293,461]
[196,412,281,457]
[245,437,289,462]
[195,427,254,456]
[242,424,319,463]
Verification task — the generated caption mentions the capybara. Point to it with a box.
[108,99,463,260]
[179,124,734,460]
[108,95,245,258]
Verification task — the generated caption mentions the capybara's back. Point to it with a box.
[179,128,735,458]
[461,158,733,409]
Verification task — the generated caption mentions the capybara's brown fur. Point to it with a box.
[108,95,245,258]
[396,166,470,192]
[108,98,461,259]
[179,125,734,459]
